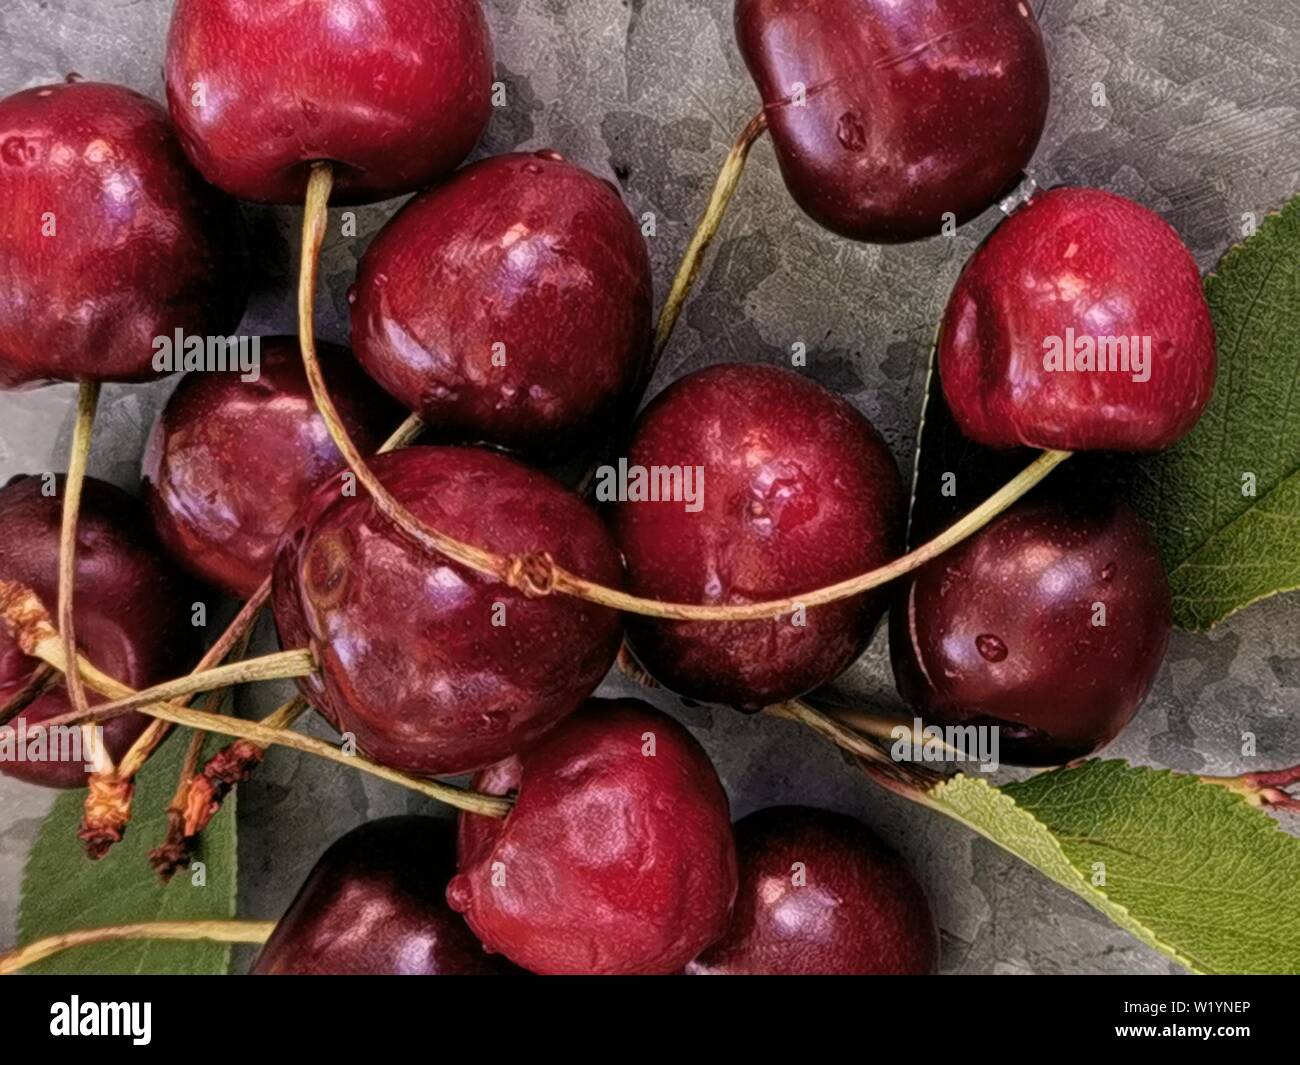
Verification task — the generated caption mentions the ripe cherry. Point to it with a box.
[271,447,624,777]
[0,80,246,387]
[253,816,502,975]
[687,806,939,975]
[939,186,1217,451]
[612,363,905,710]
[350,151,653,457]
[142,338,402,599]
[165,0,493,204]
[735,0,1050,243]
[889,494,1172,765]
[0,475,197,788]
[448,699,737,975]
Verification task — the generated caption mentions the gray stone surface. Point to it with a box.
[1,0,1297,975]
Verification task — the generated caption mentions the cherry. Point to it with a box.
[939,186,1217,451]
[350,151,653,457]
[0,475,197,788]
[252,816,503,975]
[735,0,1050,243]
[271,446,624,777]
[142,338,402,600]
[612,363,905,710]
[0,80,246,387]
[687,806,938,975]
[889,493,1172,766]
[447,699,737,975]
[165,0,493,204]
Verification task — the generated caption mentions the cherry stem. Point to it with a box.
[645,108,768,384]
[821,704,973,762]
[57,380,101,767]
[0,587,511,817]
[0,661,58,726]
[765,699,894,766]
[32,648,315,732]
[0,919,275,975]
[1200,764,1300,812]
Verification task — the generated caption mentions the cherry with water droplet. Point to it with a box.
[613,363,905,710]
[889,493,1172,765]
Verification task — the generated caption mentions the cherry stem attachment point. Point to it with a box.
[0,919,276,976]
[1201,763,1300,812]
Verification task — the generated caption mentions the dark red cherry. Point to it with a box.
[350,152,653,457]
[271,447,624,777]
[141,338,402,599]
[0,81,246,387]
[687,806,938,975]
[612,363,905,710]
[448,699,737,975]
[735,0,1050,243]
[0,475,197,788]
[253,816,503,975]
[889,494,1172,766]
[939,186,1217,451]
[165,0,493,204]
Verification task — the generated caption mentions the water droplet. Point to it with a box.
[836,112,866,151]
[524,162,543,176]
[1100,561,1116,581]
[64,72,84,84]
[975,634,1008,662]
[346,285,357,305]
[534,148,564,162]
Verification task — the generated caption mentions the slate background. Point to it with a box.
[1,0,1297,974]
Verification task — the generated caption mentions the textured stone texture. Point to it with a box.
[1,0,1297,975]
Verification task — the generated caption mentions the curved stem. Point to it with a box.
[57,380,100,764]
[0,919,275,975]
[647,108,767,382]
[298,165,1072,622]
[0,661,58,726]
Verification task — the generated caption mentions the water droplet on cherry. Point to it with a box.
[975,634,1008,662]
[836,112,866,151]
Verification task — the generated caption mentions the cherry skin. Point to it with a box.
[939,186,1217,451]
[350,151,653,457]
[0,475,197,788]
[165,0,493,204]
[448,699,738,975]
[687,806,939,975]
[612,363,905,711]
[889,494,1172,766]
[0,80,246,387]
[271,446,624,777]
[252,816,504,975]
[735,0,1050,243]
[142,338,402,600]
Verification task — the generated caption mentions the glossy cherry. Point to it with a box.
[735,0,1050,243]
[350,151,653,457]
[0,80,246,387]
[448,699,737,975]
[252,816,502,975]
[165,0,493,204]
[613,363,905,710]
[889,494,1172,765]
[272,446,624,777]
[142,338,402,599]
[687,806,938,975]
[0,475,197,788]
[939,186,1217,451]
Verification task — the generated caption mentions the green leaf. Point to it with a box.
[925,762,1300,974]
[1131,195,1300,629]
[17,730,237,975]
